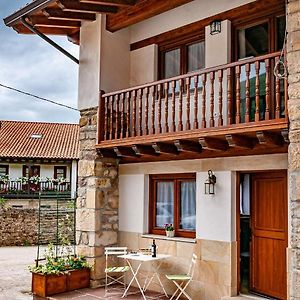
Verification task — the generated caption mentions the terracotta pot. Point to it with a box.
[166,230,175,237]
[31,268,90,297]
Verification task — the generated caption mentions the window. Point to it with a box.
[149,173,196,238]
[23,165,40,178]
[159,37,205,79]
[54,166,66,179]
[0,165,8,176]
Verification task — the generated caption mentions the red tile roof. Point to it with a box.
[0,121,79,160]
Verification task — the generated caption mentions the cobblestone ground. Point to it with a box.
[0,246,40,300]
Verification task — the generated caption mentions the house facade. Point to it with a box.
[0,121,79,203]
[4,0,300,299]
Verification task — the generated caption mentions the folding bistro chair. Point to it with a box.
[105,247,129,295]
[165,253,197,300]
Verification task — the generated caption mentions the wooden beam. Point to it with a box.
[226,134,254,149]
[43,8,96,21]
[281,129,289,143]
[132,144,158,156]
[80,0,135,7]
[68,30,80,45]
[152,142,179,155]
[256,131,283,146]
[199,137,228,151]
[98,148,117,158]
[57,0,118,14]
[114,146,137,157]
[174,140,202,153]
[106,0,193,32]
[28,16,80,28]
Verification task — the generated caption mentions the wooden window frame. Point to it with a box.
[158,33,205,80]
[54,166,67,179]
[23,165,40,178]
[149,173,196,238]
[0,165,9,176]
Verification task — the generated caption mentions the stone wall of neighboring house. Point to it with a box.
[0,207,75,246]
[76,107,119,287]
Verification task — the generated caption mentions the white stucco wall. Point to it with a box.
[118,154,287,242]
[130,0,256,43]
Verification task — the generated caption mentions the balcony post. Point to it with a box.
[97,90,105,144]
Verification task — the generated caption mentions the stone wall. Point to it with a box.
[0,207,75,246]
[287,0,300,298]
[77,107,119,287]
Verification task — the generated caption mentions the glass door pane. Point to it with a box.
[180,181,196,230]
[164,48,181,79]
[156,181,174,227]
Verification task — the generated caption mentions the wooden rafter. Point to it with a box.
[174,140,202,153]
[57,0,118,14]
[226,134,254,149]
[132,144,158,156]
[28,16,80,28]
[106,0,193,32]
[152,142,179,155]
[199,137,228,152]
[43,8,96,21]
[98,148,117,158]
[256,131,283,146]
[114,146,136,157]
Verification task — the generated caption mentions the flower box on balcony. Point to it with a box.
[31,268,90,297]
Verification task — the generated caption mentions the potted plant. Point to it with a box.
[0,174,9,185]
[164,223,175,237]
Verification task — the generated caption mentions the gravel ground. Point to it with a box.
[0,246,42,300]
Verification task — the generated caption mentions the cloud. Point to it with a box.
[0,1,79,124]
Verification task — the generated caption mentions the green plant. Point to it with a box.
[164,223,174,231]
[0,174,9,183]
[0,197,7,208]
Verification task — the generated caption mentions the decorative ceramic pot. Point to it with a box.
[166,230,175,238]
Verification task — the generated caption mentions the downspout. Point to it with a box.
[20,16,79,65]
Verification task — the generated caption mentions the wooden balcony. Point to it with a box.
[96,52,289,163]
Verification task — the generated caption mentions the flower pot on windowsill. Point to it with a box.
[165,230,175,238]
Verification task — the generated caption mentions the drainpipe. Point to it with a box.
[20,16,79,65]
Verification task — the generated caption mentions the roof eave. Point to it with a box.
[3,0,55,27]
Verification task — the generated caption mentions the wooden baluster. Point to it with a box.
[151,85,156,134]
[132,90,137,137]
[109,95,114,140]
[104,96,108,141]
[97,90,106,143]
[171,80,176,132]
[115,94,119,139]
[186,77,191,130]
[193,75,199,129]
[126,91,130,138]
[235,66,241,124]
[120,92,125,139]
[145,87,149,135]
[255,61,260,122]
[178,79,183,131]
[245,64,250,123]
[218,70,223,126]
[275,57,281,119]
[164,82,169,133]
[227,67,233,125]
[201,73,207,128]
[264,58,270,120]
[138,88,143,136]
[210,72,215,127]
[158,83,162,134]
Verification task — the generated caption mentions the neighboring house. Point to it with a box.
[0,121,79,200]
[4,1,300,300]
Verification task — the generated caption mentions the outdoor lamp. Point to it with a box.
[205,170,216,194]
[210,20,221,35]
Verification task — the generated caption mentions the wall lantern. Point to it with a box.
[210,20,221,35]
[205,170,217,195]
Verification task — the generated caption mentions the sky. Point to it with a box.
[0,1,80,124]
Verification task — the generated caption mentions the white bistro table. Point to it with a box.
[118,253,171,300]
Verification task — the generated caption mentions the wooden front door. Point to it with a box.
[250,171,287,299]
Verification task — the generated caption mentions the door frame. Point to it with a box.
[236,169,288,298]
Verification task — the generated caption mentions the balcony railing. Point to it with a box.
[0,180,71,198]
[97,52,287,145]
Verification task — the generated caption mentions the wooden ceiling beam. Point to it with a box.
[106,0,193,32]
[281,129,289,143]
[256,131,283,146]
[43,8,96,21]
[79,0,136,7]
[98,148,117,158]
[199,137,228,151]
[152,142,179,155]
[67,30,80,45]
[114,146,137,157]
[57,0,118,14]
[226,134,254,149]
[28,16,80,28]
[174,140,202,153]
[132,144,158,156]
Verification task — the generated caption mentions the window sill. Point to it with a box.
[141,234,196,244]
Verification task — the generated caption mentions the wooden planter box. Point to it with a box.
[32,268,90,297]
